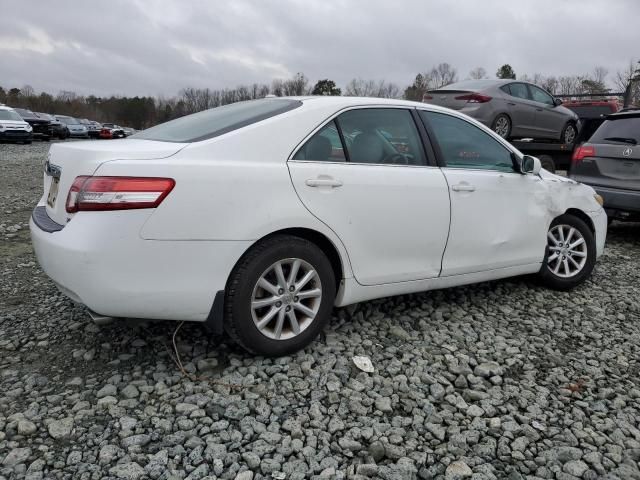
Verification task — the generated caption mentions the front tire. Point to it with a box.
[538,214,596,290]
[492,114,512,139]
[562,122,577,144]
[224,235,336,356]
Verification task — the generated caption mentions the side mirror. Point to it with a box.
[522,155,542,175]
[553,98,563,107]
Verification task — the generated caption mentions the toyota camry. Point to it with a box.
[30,97,607,356]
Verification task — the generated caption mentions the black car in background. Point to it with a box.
[13,108,50,141]
[36,113,69,139]
[569,109,640,222]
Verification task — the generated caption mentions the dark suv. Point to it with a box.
[569,109,640,222]
[14,108,51,141]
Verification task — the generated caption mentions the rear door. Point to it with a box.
[288,107,451,286]
[502,83,537,137]
[528,85,566,139]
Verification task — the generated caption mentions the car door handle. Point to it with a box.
[451,183,476,192]
[507,102,516,106]
[305,177,343,188]
[536,108,543,111]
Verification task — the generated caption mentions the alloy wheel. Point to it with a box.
[251,258,322,340]
[494,117,510,138]
[546,224,588,278]
[564,125,576,144]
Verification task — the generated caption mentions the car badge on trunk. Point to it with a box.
[623,147,633,157]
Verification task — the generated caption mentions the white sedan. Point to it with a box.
[30,97,607,356]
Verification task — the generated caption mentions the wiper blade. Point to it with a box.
[603,137,638,145]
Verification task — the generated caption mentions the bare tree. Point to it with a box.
[615,60,640,106]
[541,76,559,95]
[592,66,608,85]
[431,63,458,88]
[468,67,486,80]
[344,78,400,98]
[21,84,35,97]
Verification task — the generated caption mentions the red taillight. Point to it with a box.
[65,176,175,213]
[572,145,595,164]
[422,94,433,101]
[454,93,492,103]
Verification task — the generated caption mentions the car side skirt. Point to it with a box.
[335,262,542,307]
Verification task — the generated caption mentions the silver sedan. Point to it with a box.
[424,79,580,144]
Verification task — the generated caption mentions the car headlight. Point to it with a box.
[25,125,33,132]
[0,125,5,131]
[594,194,604,206]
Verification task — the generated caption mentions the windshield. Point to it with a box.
[0,109,25,121]
[57,116,80,125]
[132,98,302,143]
[590,116,640,144]
[14,108,34,117]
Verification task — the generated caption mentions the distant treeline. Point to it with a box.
[2,61,638,129]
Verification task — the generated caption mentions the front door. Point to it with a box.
[528,84,567,140]
[503,82,538,137]
[288,107,451,285]
[419,110,549,276]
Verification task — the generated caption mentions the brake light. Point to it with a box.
[572,145,595,164]
[454,93,492,103]
[422,94,433,101]
[65,176,175,213]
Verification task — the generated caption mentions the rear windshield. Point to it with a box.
[132,98,302,143]
[0,110,24,121]
[590,116,640,144]
[14,108,34,117]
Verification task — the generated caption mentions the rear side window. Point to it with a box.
[293,108,427,166]
[508,83,530,100]
[589,117,640,145]
[420,111,516,172]
[133,98,302,143]
[292,121,346,161]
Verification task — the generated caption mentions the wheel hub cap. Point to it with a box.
[546,224,587,278]
[251,258,322,341]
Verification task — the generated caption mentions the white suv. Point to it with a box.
[0,105,33,143]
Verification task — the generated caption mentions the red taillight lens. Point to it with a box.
[572,145,595,164]
[454,93,492,103]
[422,94,433,101]
[65,176,175,213]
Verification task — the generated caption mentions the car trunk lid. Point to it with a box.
[423,89,473,110]
[42,139,187,225]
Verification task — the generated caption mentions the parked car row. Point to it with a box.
[0,104,136,143]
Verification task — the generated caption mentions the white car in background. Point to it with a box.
[0,105,33,143]
[30,97,607,356]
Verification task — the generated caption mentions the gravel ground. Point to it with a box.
[1,141,640,480]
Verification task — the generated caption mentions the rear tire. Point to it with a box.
[491,114,512,139]
[224,235,336,356]
[537,214,596,290]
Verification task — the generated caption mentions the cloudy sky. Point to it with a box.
[1,0,638,97]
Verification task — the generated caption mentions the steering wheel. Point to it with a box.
[382,153,409,165]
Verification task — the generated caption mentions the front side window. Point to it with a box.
[293,120,346,161]
[133,98,302,143]
[420,111,516,172]
[338,108,426,166]
[508,83,530,100]
[529,85,554,106]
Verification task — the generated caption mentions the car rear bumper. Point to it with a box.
[30,203,251,322]
[592,185,640,218]
[69,132,90,138]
